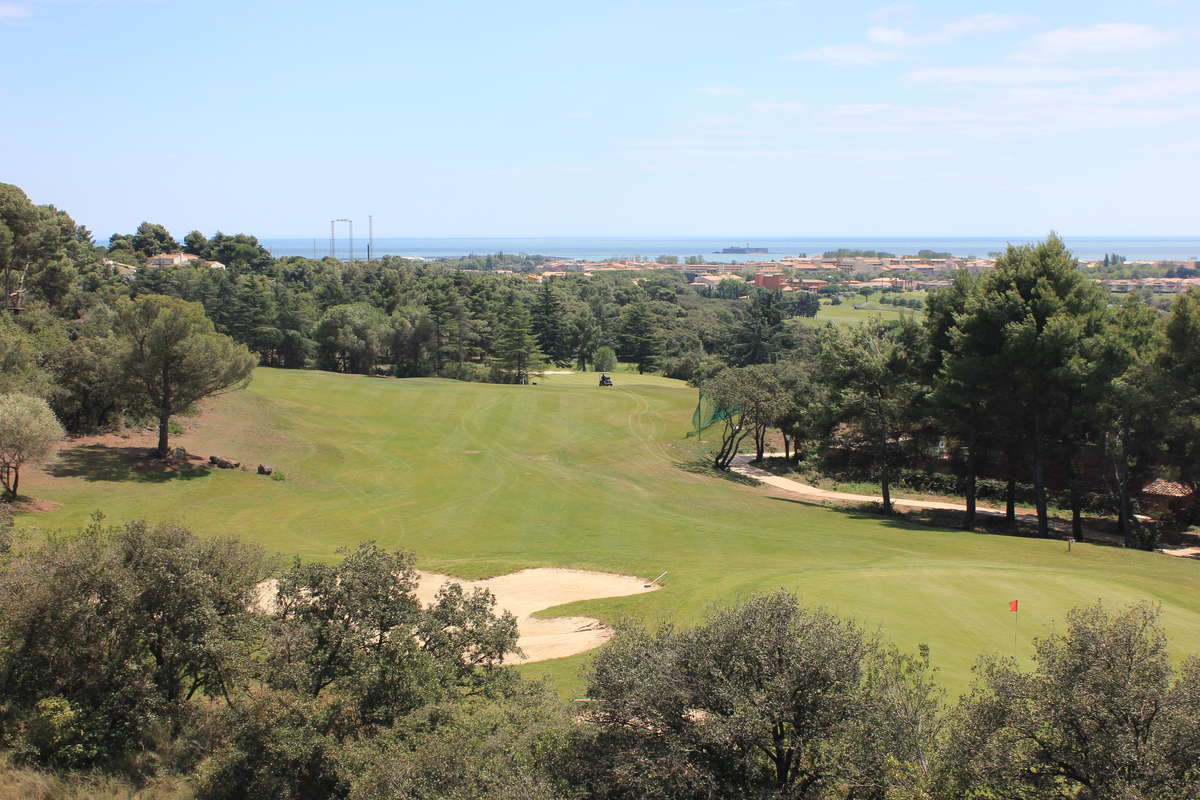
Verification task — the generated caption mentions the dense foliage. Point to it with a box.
[0,521,1197,798]
[703,236,1200,546]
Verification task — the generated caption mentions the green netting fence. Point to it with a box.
[692,390,737,433]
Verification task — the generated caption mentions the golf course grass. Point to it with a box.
[15,367,1200,695]
[796,294,920,327]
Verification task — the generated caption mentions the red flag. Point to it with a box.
[1009,600,1019,612]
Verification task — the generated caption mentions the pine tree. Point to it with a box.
[532,281,572,367]
[618,301,661,374]
[496,303,544,384]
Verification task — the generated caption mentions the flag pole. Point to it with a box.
[1010,599,1019,653]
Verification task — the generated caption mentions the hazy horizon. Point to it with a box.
[258,235,1200,262]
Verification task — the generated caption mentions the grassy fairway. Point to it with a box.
[796,294,921,327]
[17,367,1200,694]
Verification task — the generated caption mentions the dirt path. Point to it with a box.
[729,454,1125,546]
[256,567,660,664]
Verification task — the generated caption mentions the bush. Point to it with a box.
[0,520,265,766]
[17,697,99,769]
[658,352,725,383]
[196,691,346,800]
[438,362,490,383]
[593,346,617,372]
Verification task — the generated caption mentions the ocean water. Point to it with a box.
[261,236,1200,263]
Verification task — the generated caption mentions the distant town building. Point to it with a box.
[144,252,201,268]
[753,271,787,290]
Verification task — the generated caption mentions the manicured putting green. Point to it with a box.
[18,367,1200,694]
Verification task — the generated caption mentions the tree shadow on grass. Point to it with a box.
[675,458,760,487]
[47,445,213,483]
[765,496,1049,540]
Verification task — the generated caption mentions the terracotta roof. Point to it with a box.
[1141,479,1194,498]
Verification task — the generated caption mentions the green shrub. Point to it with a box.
[270,471,286,482]
[593,346,617,372]
[438,362,490,383]
[17,697,99,769]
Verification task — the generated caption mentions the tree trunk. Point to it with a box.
[782,432,791,462]
[1032,414,1049,537]
[879,428,892,514]
[1118,488,1133,547]
[715,417,739,469]
[1070,485,1083,541]
[1113,450,1135,547]
[7,466,17,500]
[1066,446,1083,540]
[157,413,171,459]
[964,446,977,531]
[2,256,10,313]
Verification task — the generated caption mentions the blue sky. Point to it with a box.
[2,0,1198,239]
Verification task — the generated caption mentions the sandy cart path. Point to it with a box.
[729,453,1125,546]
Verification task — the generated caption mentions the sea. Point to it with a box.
[260,237,1200,264]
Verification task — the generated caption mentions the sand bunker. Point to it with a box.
[256,567,659,664]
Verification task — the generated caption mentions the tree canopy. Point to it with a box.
[0,393,63,500]
[114,294,256,457]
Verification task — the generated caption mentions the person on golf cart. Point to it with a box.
[599,373,613,387]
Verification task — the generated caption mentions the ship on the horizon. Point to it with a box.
[717,244,769,254]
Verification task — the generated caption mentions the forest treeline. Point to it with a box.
[5,182,1200,546]
[1,182,818,402]
[0,517,1197,800]
[701,235,1200,549]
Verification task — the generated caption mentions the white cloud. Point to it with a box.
[726,0,795,11]
[696,113,738,126]
[748,101,807,113]
[1014,23,1177,63]
[0,2,31,22]
[814,90,1200,141]
[1161,141,1200,155]
[791,13,1030,68]
[695,86,745,96]
[907,65,1135,85]
[786,44,897,66]
[869,2,917,24]
[939,13,1032,38]
[906,65,1200,110]
[868,13,1031,47]
[1001,71,1200,106]
[832,103,901,116]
